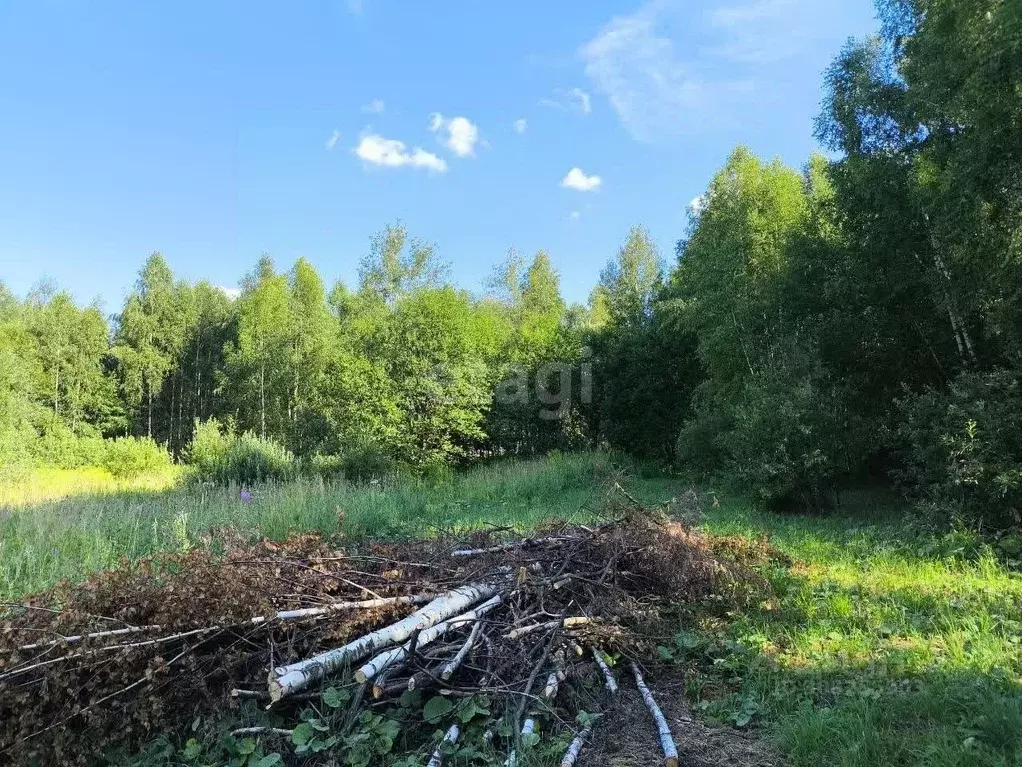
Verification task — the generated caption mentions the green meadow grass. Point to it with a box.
[692,491,1022,766]
[4,455,1021,766]
[0,452,678,601]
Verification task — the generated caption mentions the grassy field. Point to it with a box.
[3,454,1021,766]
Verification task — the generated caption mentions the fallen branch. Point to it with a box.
[592,648,618,694]
[504,617,590,640]
[251,594,434,624]
[16,624,161,652]
[559,721,593,767]
[426,723,460,767]
[230,727,294,738]
[268,582,498,701]
[440,620,482,681]
[354,596,502,683]
[630,662,678,767]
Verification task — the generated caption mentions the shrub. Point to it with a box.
[101,437,172,479]
[185,419,296,485]
[339,445,398,483]
[897,368,1022,530]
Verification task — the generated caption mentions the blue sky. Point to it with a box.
[0,0,878,308]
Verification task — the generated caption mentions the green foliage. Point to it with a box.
[897,368,1022,529]
[185,418,297,485]
[100,437,173,479]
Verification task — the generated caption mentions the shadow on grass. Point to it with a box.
[672,504,1022,767]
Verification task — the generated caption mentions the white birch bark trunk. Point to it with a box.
[631,662,678,767]
[355,595,502,683]
[268,582,497,701]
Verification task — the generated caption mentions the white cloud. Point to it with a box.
[428,113,480,158]
[570,87,592,114]
[580,0,828,142]
[561,167,602,192]
[326,130,340,150]
[568,210,581,221]
[539,87,592,115]
[353,133,447,172]
[687,194,707,215]
[218,286,240,300]
[361,99,385,114]
[513,118,527,134]
[711,0,794,27]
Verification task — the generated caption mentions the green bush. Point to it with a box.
[185,419,296,485]
[897,368,1022,530]
[339,445,398,483]
[101,437,172,479]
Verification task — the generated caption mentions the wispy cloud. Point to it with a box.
[568,210,581,221]
[361,99,385,114]
[561,167,602,192]
[687,194,707,215]
[325,130,340,151]
[711,0,794,27]
[513,118,527,134]
[353,133,447,172]
[581,0,823,142]
[217,286,240,300]
[428,113,481,158]
[539,87,592,115]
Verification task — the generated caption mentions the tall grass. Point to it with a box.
[0,452,675,601]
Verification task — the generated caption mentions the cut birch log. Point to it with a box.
[440,620,482,681]
[426,723,460,767]
[506,717,536,767]
[250,595,434,624]
[592,648,618,694]
[542,670,559,700]
[354,595,502,683]
[15,595,434,652]
[268,582,498,701]
[559,722,593,767]
[630,662,678,767]
[504,617,590,640]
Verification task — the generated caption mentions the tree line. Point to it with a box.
[2,0,1019,527]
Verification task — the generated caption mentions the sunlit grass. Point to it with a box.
[0,465,185,507]
[690,492,1022,766]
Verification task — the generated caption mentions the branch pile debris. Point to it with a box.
[0,491,778,765]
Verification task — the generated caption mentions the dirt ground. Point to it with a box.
[580,675,783,767]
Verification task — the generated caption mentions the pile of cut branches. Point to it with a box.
[0,491,776,766]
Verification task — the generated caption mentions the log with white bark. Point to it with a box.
[630,662,678,767]
[592,648,618,694]
[450,535,578,557]
[440,620,482,681]
[426,723,460,767]
[505,717,536,767]
[15,595,434,653]
[542,670,559,700]
[354,595,502,683]
[504,617,590,640]
[16,624,161,651]
[250,594,434,624]
[268,582,498,701]
[558,722,593,767]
